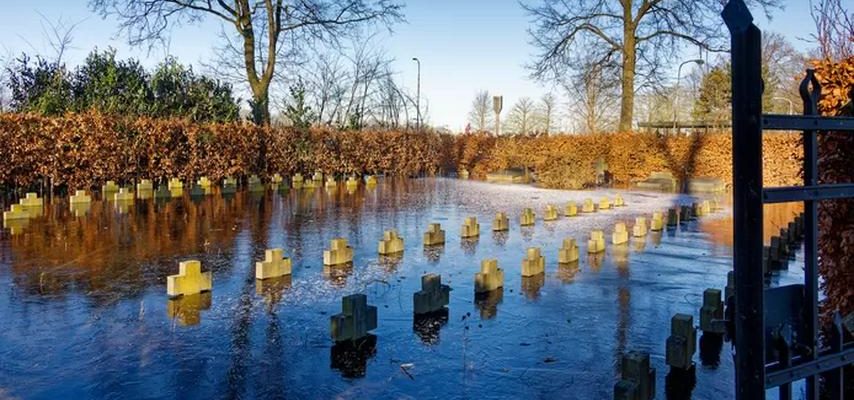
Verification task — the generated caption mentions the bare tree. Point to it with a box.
[537,92,556,134]
[523,0,781,132]
[90,0,404,126]
[564,61,619,134]
[810,0,853,61]
[468,90,493,132]
[505,97,536,135]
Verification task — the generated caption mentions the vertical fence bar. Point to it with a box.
[800,70,821,400]
[723,2,766,398]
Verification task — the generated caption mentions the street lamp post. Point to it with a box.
[673,59,705,131]
[412,57,421,131]
[772,96,794,115]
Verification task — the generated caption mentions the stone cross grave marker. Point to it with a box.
[520,208,535,226]
[378,230,404,255]
[69,190,91,205]
[521,247,545,277]
[3,204,29,221]
[423,223,446,246]
[256,248,292,280]
[330,294,377,343]
[461,217,480,238]
[633,217,648,237]
[167,260,212,298]
[665,313,696,370]
[137,179,153,192]
[543,205,559,221]
[492,212,509,232]
[19,193,43,207]
[612,222,629,245]
[168,178,183,190]
[114,188,135,202]
[102,180,119,193]
[588,230,606,254]
[324,238,354,266]
[475,259,504,293]
[413,273,450,315]
[558,238,579,263]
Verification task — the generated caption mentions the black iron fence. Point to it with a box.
[723,1,853,399]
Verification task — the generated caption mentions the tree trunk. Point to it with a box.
[619,22,637,132]
[250,85,271,125]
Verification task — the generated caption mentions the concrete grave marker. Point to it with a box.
[666,313,696,370]
[520,208,535,226]
[614,193,626,207]
[256,248,292,280]
[378,230,404,255]
[558,238,579,263]
[197,176,212,188]
[612,222,629,245]
[324,238,354,266]
[614,351,656,400]
[581,198,595,213]
[312,171,324,182]
[365,175,378,186]
[588,230,606,254]
[492,212,509,232]
[137,179,153,192]
[521,247,545,277]
[271,173,283,184]
[114,188,134,202]
[69,190,91,205]
[102,180,119,193]
[461,217,480,238]
[346,176,359,189]
[599,197,612,210]
[3,204,29,221]
[292,173,304,188]
[423,223,446,246]
[166,260,212,298]
[248,175,264,192]
[633,217,648,237]
[474,259,504,293]
[413,274,450,315]
[650,212,664,231]
[564,203,578,217]
[330,294,377,343]
[699,289,725,334]
[18,193,42,208]
[667,208,680,227]
[543,205,559,221]
[325,176,337,189]
[168,178,183,190]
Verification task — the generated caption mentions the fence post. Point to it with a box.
[723,1,765,398]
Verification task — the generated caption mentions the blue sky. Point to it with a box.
[0,0,816,130]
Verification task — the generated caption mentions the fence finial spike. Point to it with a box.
[722,0,754,33]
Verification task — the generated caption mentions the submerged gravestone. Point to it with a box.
[461,217,480,238]
[650,212,664,231]
[667,208,679,227]
[565,202,578,217]
[614,351,656,400]
[493,212,509,232]
[699,289,725,335]
[137,179,153,192]
[581,198,595,213]
[599,197,612,210]
[558,238,579,263]
[114,188,134,202]
[612,222,629,245]
[324,238,354,266]
[666,314,696,370]
[256,248,292,280]
[521,247,545,277]
[3,204,29,221]
[588,230,605,254]
[19,193,43,207]
[102,180,119,194]
[543,205,559,221]
[633,217,648,237]
[69,190,91,205]
[474,259,504,293]
[330,294,377,343]
[167,260,212,298]
[520,208,535,226]
[413,274,450,315]
[168,178,183,190]
[423,223,445,246]
[378,230,404,255]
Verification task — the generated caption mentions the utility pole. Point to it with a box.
[493,95,503,136]
[412,57,421,131]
